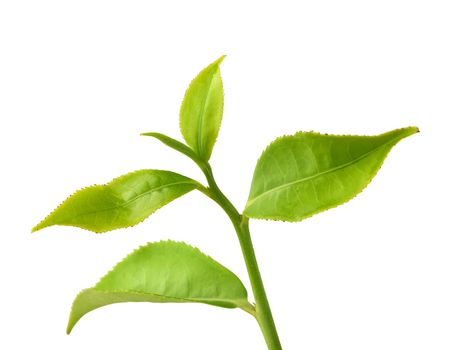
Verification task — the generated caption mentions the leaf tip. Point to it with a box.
[395,126,419,141]
[66,316,78,334]
[215,55,226,65]
[31,221,46,233]
[406,126,420,135]
[66,312,76,334]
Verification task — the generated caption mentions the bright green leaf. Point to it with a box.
[244,127,419,221]
[180,56,225,161]
[32,170,200,233]
[67,240,252,333]
[141,132,204,166]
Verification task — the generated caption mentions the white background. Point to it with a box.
[1,1,466,349]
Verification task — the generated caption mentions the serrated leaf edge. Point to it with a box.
[179,55,225,160]
[244,126,419,222]
[94,240,246,292]
[32,170,202,233]
[67,240,252,333]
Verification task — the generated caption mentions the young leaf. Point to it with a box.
[67,240,252,333]
[244,127,418,221]
[141,132,203,166]
[180,56,225,161]
[32,170,201,233]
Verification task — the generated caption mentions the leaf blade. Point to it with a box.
[141,132,203,166]
[244,127,418,221]
[32,170,200,233]
[67,241,250,333]
[180,56,225,161]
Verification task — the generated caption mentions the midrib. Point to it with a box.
[196,69,216,157]
[246,139,396,208]
[66,180,196,219]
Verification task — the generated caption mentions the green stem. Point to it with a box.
[200,163,282,350]
[237,217,282,350]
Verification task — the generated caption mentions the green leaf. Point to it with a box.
[244,127,419,221]
[180,56,225,161]
[32,170,200,233]
[141,132,204,166]
[67,240,252,333]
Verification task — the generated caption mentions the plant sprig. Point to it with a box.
[33,56,418,349]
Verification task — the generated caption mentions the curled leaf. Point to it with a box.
[67,240,252,333]
[141,132,203,166]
